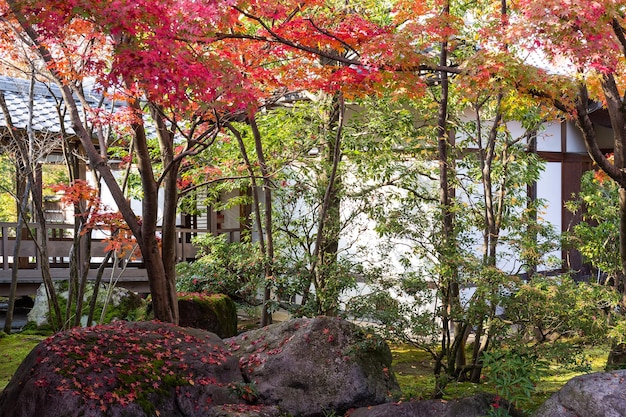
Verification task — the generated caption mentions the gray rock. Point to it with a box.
[0,321,244,417]
[533,369,626,417]
[27,283,55,327]
[205,404,285,416]
[27,282,144,327]
[225,316,400,417]
[347,393,522,417]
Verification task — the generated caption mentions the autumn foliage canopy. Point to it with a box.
[2,0,626,324]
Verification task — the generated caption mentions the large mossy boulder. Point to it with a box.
[532,369,626,417]
[178,293,238,338]
[225,316,400,417]
[0,321,245,417]
[0,317,404,417]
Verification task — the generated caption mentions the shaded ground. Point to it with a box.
[0,301,29,332]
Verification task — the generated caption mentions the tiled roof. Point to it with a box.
[0,75,110,136]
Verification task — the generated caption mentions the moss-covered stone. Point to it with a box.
[178,293,238,338]
[0,321,244,417]
[27,282,146,328]
[224,316,401,417]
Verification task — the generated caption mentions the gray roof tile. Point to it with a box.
[0,75,118,137]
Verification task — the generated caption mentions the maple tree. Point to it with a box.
[1,0,459,324]
[0,0,284,323]
[508,1,626,290]
[2,0,622,407]
[0,0,605,349]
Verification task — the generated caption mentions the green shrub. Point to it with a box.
[565,170,621,282]
[176,235,265,305]
[502,276,620,346]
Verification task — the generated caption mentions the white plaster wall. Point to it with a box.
[566,121,587,153]
[536,121,562,152]
[536,162,563,265]
[537,162,562,231]
[86,166,169,239]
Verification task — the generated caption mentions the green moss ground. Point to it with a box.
[529,345,608,411]
[0,333,46,389]
[391,343,609,414]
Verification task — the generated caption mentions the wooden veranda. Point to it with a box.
[0,222,219,297]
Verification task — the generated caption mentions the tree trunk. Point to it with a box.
[86,250,113,326]
[434,1,462,395]
[317,119,342,316]
[249,116,275,326]
[73,229,92,328]
[151,105,180,325]
[311,94,344,316]
[228,122,270,323]
[619,187,626,292]
[526,132,538,279]
[3,179,29,334]
[160,167,181,324]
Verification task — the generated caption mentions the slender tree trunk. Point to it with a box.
[481,94,503,265]
[228,122,270,324]
[74,232,91,327]
[464,95,504,383]
[87,250,113,326]
[66,184,86,327]
[151,105,180,325]
[619,188,626,292]
[66,213,79,327]
[434,0,459,397]
[317,105,342,317]
[31,169,63,329]
[3,180,29,334]
[310,94,344,316]
[248,117,276,326]
[526,132,538,279]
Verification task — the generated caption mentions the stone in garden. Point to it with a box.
[204,404,284,416]
[347,393,522,417]
[225,316,400,417]
[532,369,626,417]
[0,321,245,417]
[178,293,238,338]
[27,282,144,327]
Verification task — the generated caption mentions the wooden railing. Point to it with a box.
[0,222,212,269]
[0,222,239,296]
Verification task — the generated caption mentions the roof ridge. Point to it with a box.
[0,75,64,99]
